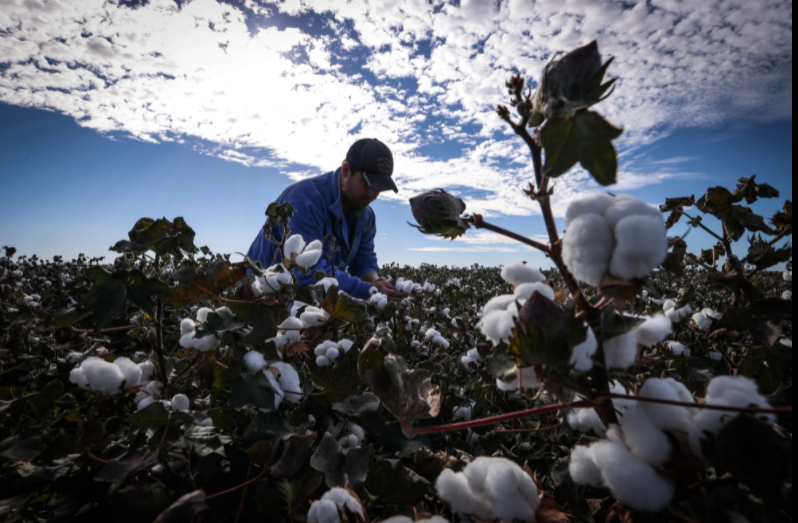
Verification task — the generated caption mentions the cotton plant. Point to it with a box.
[328,419,367,454]
[282,234,324,269]
[300,306,331,328]
[268,316,304,351]
[435,457,541,523]
[243,350,302,411]
[460,348,482,368]
[562,194,669,286]
[424,328,450,349]
[251,265,293,297]
[314,339,355,367]
[179,308,221,352]
[69,356,149,396]
[663,300,694,323]
[476,276,553,344]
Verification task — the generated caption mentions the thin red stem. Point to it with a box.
[468,215,551,254]
[206,467,266,500]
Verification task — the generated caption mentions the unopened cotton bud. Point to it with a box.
[409,189,470,240]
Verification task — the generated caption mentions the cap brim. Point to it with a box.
[362,172,398,193]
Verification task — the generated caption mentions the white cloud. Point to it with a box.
[0,0,791,217]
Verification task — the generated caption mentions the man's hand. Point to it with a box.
[371,280,408,303]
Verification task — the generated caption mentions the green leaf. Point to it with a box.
[696,186,735,216]
[309,432,346,488]
[126,401,170,429]
[0,437,46,462]
[509,294,577,373]
[247,440,274,467]
[153,491,208,523]
[320,287,372,327]
[242,412,293,446]
[194,306,246,338]
[541,110,623,185]
[166,261,248,307]
[734,175,780,205]
[111,217,198,260]
[726,205,776,240]
[95,449,160,483]
[229,373,277,410]
[602,305,646,341]
[271,433,316,479]
[365,459,431,505]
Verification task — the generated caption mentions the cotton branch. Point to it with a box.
[464,214,551,254]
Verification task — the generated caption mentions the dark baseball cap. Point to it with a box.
[346,138,398,193]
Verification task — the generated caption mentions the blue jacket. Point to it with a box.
[246,168,378,300]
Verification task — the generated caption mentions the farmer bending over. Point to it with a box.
[247,138,407,303]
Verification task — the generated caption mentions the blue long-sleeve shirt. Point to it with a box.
[246,168,378,300]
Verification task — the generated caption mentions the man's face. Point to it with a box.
[342,163,379,209]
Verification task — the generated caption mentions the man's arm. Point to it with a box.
[350,216,407,302]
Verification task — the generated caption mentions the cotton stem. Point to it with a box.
[466,215,551,254]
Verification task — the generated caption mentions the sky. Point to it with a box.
[0,0,792,269]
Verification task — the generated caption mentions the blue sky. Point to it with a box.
[0,0,792,269]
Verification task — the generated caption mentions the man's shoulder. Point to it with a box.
[283,171,335,206]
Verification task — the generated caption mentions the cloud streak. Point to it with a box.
[0,0,791,216]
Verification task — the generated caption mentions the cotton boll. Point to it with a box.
[569,446,603,487]
[501,261,545,287]
[296,249,322,268]
[634,314,672,348]
[318,278,340,293]
[565,193,615,227]
[244,350,266,373]
[571,328,597,372]
[496,366,540,392]
[640,378,695,432]
[663,300,676,311]
[666,340,690,357]
[311,488,364,522]
[514,282,555,302]
[619,409,673,466]
[138,361,155,383]
[604,332,639,369]
[436,458,540,523]
[326,348,340,361]
[702,308,722,321]
[307,499,340,523]
[432,336,450,349]
[301,306,331,328]
[567,409,607,435]
[316,356,331,367]
[180,318,196,335]
[692,312,711,332]
[172,394,190,412]
[192,333,220,353]
[562,214,614,287]
[338,340,354,353]
[75,357,126,395]
[610,215,668,281]
[113,357,142,389]
[283,235,306,260]
[453,403,474,421]
[69,367,89,389]
[706,375,761,401]
[196,308,213,323]
[604,194,663,228]
[589,439,675,512]
[66,352,82,365]
[784,271,792,282]
[783,291,792,300]
[461,348,482,367]
[268,362,302,403]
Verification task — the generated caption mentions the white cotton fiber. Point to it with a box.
[137,394,156,411]
[663,300,676,311]
[501,261,545,287]
[567,409,607,435]
[666,340,690,357]
[784,271,792,282]
[436,457,540,523]
[270,362,302,403]
[634,314,672,348]
[300,306,330,328]
[571,328,597,372]
[296,249,323,268]
[338,339,354,353]
[453,402,474,421]
[569,445,603,487]
[702,308,722,320]
[588,438,675,512]
[316,356,331,367]
[113,357,142,389]
[180,318,196,335]
[619,408,672,466]
[318,278,340,293]
[604,332,639,369]
[196,307,213,323]
[563,214,614,287]
[478,304,519,344]
[604,194,663,228]
[514,282,555,302]
[307,498,339,523]
[307,488,364,523]
[665,305,692,324]
[639,378,695,432]
[244,350,266,373]
[692,312,711,332]
[146,381,163,398]
[783,291,792,301]
[138,361,155,382]
[171,393,190,412]
[565,193,615,227]
[461,348,482,367]
[70,357,126,395]
[610,215,669,281]
[283,235,306,260]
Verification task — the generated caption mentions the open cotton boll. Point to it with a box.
[783,291,792,300]
[436,457,541,523]
[663,300,676,311]
[634,314,672,348]
[571,328,598,372]
[784,271,792,282]
[369,293,388,309]
[665,305,693,323]
[326,348,340,361]
[318,278,340,293]
[453,401,475,421]
[665,340,690,357]
[171,394,190,412]
[307,488,364,523]
[196,308,213,323]
[702,308,722,321]
[283,235,306,260]
[562,214,614,287]
[432,336,450,349]
[604,332,639,369]
[568,382,637,435]
[604,194,663,228]
[300,306,331,328]
[146,381,163,398]
[706,375,761,402]
[296,248,323,268]
[316,356,331,367]
[501,261,545,287]
[137,394,156,411]
[66,352,82,365]
[461,348,482,367]
[70,357,126,395]
[692,312,711,332]
[610,215,668,281]
[270,362,302,403]
[244,350,266,374]
[514,282,555,302]
[619,408,673,466]
[496,366,540,392]
[587,437,675,512]
[565,192,615,227]
[278,317,304,345]
[569,446,603,487]
[640,378,695,432]
[180,318,196,336]
[338,339,354,353]
[138,361,155,383]
[113,357,142,389]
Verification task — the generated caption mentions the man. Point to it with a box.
[247,138,407,302]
